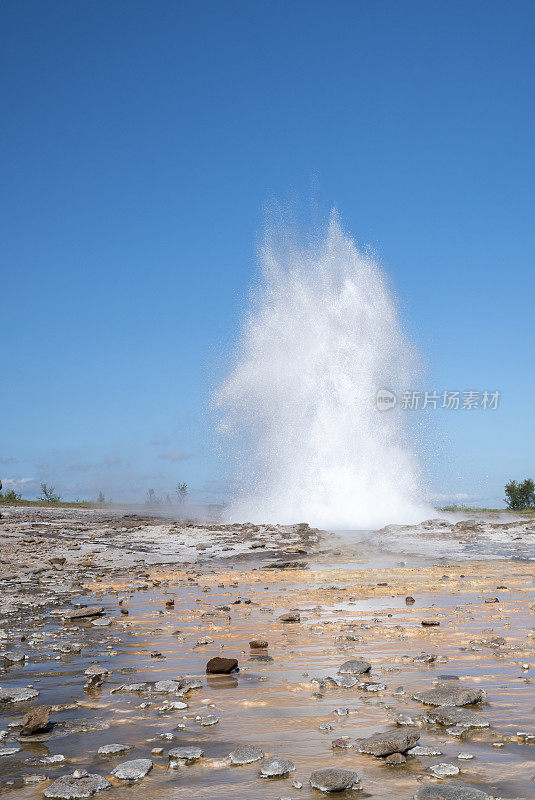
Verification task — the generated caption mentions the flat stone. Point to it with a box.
[111,758,152,780]
[119,683,147,692]
[424,706,489,728]
[408,746,443,757]
[309,768,362,791]
[64,607,104,620]
[153,680,181,693]
[250,639,268,648]
[84,665,108,678]
[167,746,203,763]
[3,651,26,664]
[229,745,264,764]
[43,772,111,798]
[413,686,485,707]
[0,687,39,703]
[357,729,420,756]
[414,782,491,799]
[97,744,131,756]
[0,746,21,756]
[199,715,219,726]
[428,763,460,777]
[338,659,371,675]
[206,657,238,674]
[259,756,296,777]
[278,612,300,622]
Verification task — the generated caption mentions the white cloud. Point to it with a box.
[3,477,37,491]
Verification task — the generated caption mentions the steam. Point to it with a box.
[215,212,431,529]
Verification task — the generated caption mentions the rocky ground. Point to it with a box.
[0,507,534,800]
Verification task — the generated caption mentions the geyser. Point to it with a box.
[215,212,431,529]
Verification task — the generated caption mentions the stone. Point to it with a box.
[153,680,181,693]
[0,686,39,703]
[385,752,406,765]
[119,683,147,692]
[278,612,300,622]
[408,746,443,757]
[3,651,26,664]
[64,606,104,620]
[229,745,264,764]
[332,737,353,748]
[259,756,296,777]
[84,665,108,679]
[111,758,152,780]
[0,746,21,755]
[424,706,489,728]
[43,772,111,798]
[309,768,362,792]
[422,620,440,626]
[357,729,420,756]
[167,746,203,763]
[428,763,460,777]
[414,785,491,800]
[97,744,131,756]
[198,714,219,726]
[413,686,485,707]
[20,705,51,736]
[338,659,371,675]
[395,713,416,726]
[206,656,238,674]
[250,639,268,649]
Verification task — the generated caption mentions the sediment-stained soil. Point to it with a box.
[0,507,534,800]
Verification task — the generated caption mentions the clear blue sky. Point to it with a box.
[2,1,534,507]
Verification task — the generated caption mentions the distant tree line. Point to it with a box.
[504,478,535,510]
[145,482,188,507]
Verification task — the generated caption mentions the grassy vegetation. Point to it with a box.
[439,503,535,514]
[0,496,94,508]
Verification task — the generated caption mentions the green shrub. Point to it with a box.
[504,478,535,510]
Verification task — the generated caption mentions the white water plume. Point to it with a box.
[215,212,431,529]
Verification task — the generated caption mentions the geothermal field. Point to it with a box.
[3,6,533,799]
[0,505,533,800]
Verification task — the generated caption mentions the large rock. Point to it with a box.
[424,706,489,728]
[20,705,51,736]
[168,746,203,763]
[357,729,420,756]
[259,756,295,777]
[413,685,485,707]
[111,759,152,780]
[43,772,110,798]
[338,659,371,675]
[64,606,104,620]
[309,768,362,791]
[414,782,491,800]
[228,745,264,764]
[206,656,238,674]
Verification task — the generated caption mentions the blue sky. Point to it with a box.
[1,1,534,507]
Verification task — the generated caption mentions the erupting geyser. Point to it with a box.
[215,212,431,529]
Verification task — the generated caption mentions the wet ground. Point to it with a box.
[0,507,534,799]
